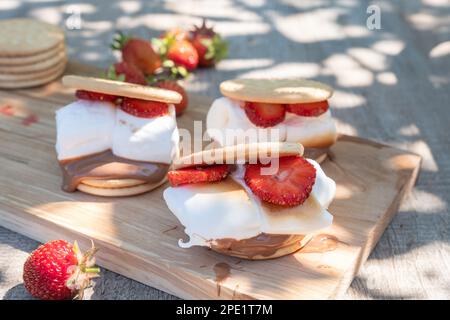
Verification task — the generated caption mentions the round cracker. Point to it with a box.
[0,63,66,89]
[0,19,64,57]
[77,179,167,197]
[0,58,67,81]
[0,43,65,66]
[211,234,312,260]
[81,178,147,189]
[173,142,304,169]
[62,75,182,104]
[220,78,333,104]
[0,50,66,74]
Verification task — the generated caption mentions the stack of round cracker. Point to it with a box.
[0,18,67,89]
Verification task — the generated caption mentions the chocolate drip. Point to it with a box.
[213,262,231,296]
[211,233,305,259]
[59,150,169,192]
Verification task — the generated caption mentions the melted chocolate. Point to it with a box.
[213,262,231,296]
[211,233,305,259]
[59,150,169,192]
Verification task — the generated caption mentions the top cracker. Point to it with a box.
[220,78,334,104]
[0,19,64,57]
[63,75,182,104]
[173,142,304,169]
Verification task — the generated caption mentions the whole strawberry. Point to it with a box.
[111,32,161,75]
[155,80,188,116]
[190,19,228,67]
[167,40,199,71]
[106,61,147,85]
[23,240,99,300]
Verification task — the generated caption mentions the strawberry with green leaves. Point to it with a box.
[111,32,161,75]
[106,61,147,85]
[190,19,228,67]
[23,240,99,300]
[153,31,199,71]
[167,40,199,71]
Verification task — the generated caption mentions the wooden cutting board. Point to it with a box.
[0,62,421,300]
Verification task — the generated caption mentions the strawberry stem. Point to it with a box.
[85,267,101,273]
[66,240,100,300]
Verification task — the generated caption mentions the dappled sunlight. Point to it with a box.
[323,54,374,87]
[239,62,320,78]
[408,12,450,32]
[372,39,405,56]
[0,0,21,10]
[398,124,420,137]
[117,14,271,37]
[400,189,447,213]
[117,0,142,14]
[335,184,356,200]
[376,71,398,85]
[29,6,62,24]
[347,48,388,71]
[117,14,200,31]
[80,51,103,62]
[331,90,366,109]
[429,41,450,58]
[279,0,328,10]
[395,140,439,172]
[238,0,266,8]
[336,0,359,8]
[62,3,96,14]
[334,118,358,136]
[165,0,261,21]
[212,21,271,37]
[30,201,120,242]
[216,59,273,71]
[80,20,113,33]
[423,0,450,7]
[269,8,369,43]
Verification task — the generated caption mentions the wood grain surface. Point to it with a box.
[0,61,420,299]
[0,0,449,300]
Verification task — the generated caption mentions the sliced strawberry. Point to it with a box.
[155,80,188,116]
[121,97,169,118]
[75,90,118,103]
[113,62,147,85]
[244,156,316,207]
[244,102,286,128]
[286,100,329,117]
[168,164,230,187]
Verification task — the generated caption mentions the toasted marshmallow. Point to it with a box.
[55,100,116,161]
[163,159,335,248]
[56,100,179,164]
[206,97,336,148]
[112,105,179,163]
